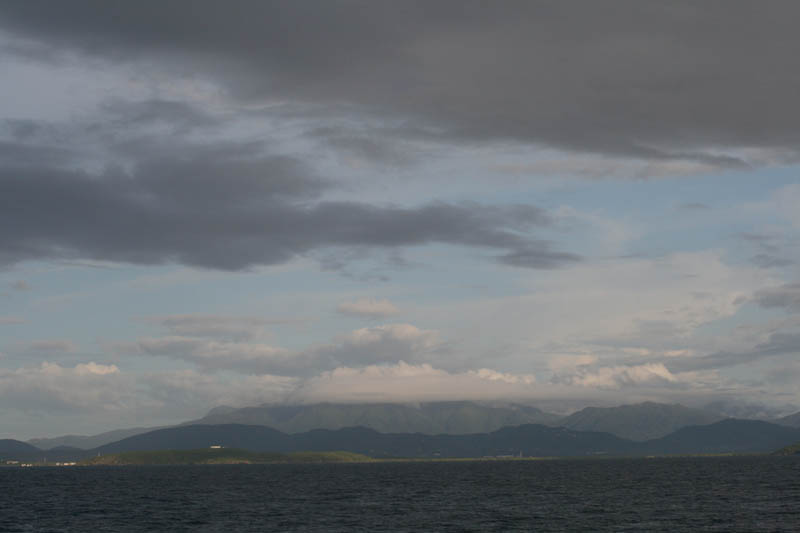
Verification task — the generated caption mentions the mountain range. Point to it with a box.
[15,401,800,460]
[29,400,768,449]
[26,401,562,449]
[185,401,561,434]
[4,419,800,463]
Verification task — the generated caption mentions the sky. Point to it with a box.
[1,1,800,439]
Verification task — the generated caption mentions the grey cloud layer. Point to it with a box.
[0,132,575,269]
[3,1,800,163]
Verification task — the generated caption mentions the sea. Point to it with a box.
[1,456,799,532]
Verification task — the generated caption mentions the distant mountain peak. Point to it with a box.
[204,405,238,417]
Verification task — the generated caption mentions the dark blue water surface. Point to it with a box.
[1,456,799,532]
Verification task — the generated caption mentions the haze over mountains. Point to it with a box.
[28,401,559,449]
[25,401,800,450]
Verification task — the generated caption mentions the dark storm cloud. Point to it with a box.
[0,138,575,270]
[3,1,800,163]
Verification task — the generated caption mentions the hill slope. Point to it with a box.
[558,402,723,441]
[0,439,40,455]
[643,419,800,454]
[9,417,800,461]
